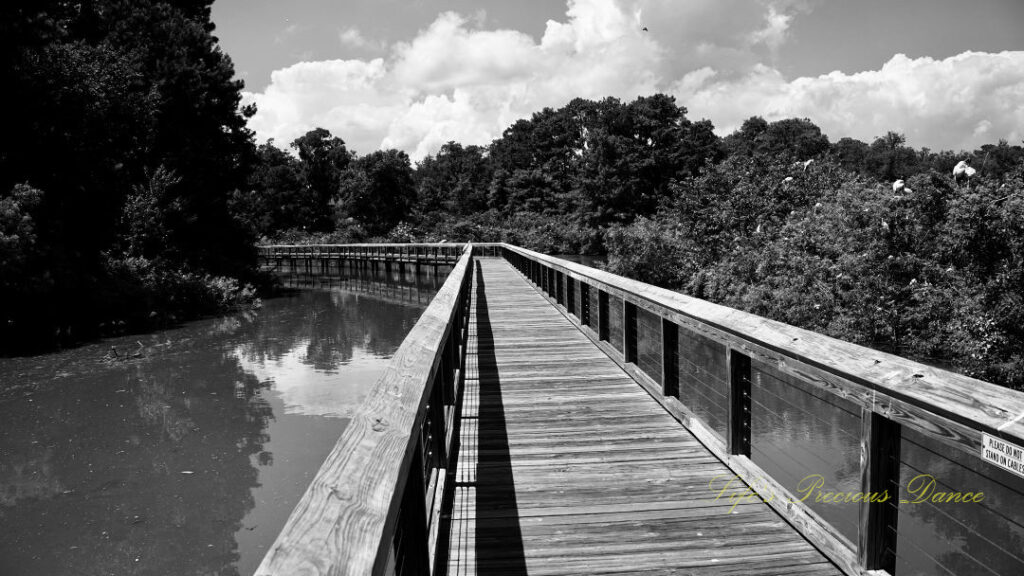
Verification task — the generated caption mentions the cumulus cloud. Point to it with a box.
[245,0,661,158]
[673,51,1024,151]
[243,0,1024,160]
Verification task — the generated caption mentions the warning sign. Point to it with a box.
[982,433,1024,479]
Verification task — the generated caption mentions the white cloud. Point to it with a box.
[673,51,1024,151]
[338,27,386,51]
[244,0,1024,160]
[748,6,792,53]
[246,0,661,159]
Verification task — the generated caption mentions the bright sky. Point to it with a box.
[211,0,1024,160]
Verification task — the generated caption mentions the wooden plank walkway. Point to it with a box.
[445,257,842,575]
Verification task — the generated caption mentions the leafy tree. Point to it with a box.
[291,128,350,231]
[1,0,258,351]
[0,184,44,295]
[865,131,918,182]
[722,116,769,157]
[723,116,829,160]
[832,137,870,174]
[120,166,185,261]
[231,141,311,236]
[415,142,491,216]
[338,150,416,236]
[573,95,720,226]
[974,140,1024,181]
[99,0,258,275]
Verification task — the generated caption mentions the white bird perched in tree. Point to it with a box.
[783,176,794,184]
[802,159,814,171]
[892,179,905,193]
[965,166,977,178]
[953,160,969,181]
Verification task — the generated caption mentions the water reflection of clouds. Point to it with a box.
[233,340,384,418]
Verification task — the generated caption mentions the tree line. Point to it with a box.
[3,2,1022,390]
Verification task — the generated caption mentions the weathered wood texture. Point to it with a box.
[448,258,841,575]
[255,247,473,576]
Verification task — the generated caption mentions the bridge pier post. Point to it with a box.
[661,319,678,398]
[598,290,610,341]
[624,301,637,364]
[858,409,901,573]
[726,350,751,456]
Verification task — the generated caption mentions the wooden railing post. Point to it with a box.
[858,409,901,573]
[598,291,609,341]
[392,447,431,575]
[661,319,678,398]
[566,276,575,316]
[624,301,637,364]
[580,283,591,326]
[727,350,751,456]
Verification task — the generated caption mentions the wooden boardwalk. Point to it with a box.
[445,258,841,575]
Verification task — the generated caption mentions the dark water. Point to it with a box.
[0,271,439,576]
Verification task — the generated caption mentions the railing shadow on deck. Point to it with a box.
[470,260,528,574]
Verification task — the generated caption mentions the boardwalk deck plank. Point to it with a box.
[447,257,841,576]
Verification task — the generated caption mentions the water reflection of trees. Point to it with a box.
[0,268,435,575]
[237,271,436,372]
[749,364,863,543]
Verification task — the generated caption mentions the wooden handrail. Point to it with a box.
[498,243,1024,576]
[255,244,474,576]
